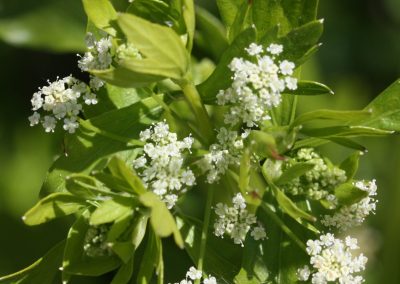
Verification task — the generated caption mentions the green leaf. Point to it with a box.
[288,81,334,96]
[183,0,195,51]
[117,13,189,80]
[273,19,324,65]
[276,162,315,185]
[0,0,86,52]
[136,229,162,284]
[63,210,121,276]
[66,174,112,200]
[139,192,184,248]
[90,198,135,226]
[248,130,279,159]
[228,1,252,43]
[40,96,164,197]
[198,27,256,104]
[23,193,86,226]
[301,125,394,138]
[107,212,134,242]
[111,242,135,263]
[111,256,134,284]
[292,109,371,127]
[0,241,65,284]
[177,216,243,282]
[82,0,118,36]
[195,6,228,61]
[131,215,149,249]
[216,0,244,31]
[340,152,361,181]
[354,79,400,132]
[253,0,319,36]
[334,183,369,206]
[270,93,297,126]
[107,157,147,195]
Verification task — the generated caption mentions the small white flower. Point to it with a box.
[297,265,311,281]
[78,33,112,71]
[250,225,267,241]
[267,43,283,55]
[63,117,79,134]
[89,76,104,91]
[203,276,217,284]
[279,60,295,75]
[83,93,98,105]
[28,112,40,126]
[245,43,263,56]
[42,116,56,133]
[186,267,202,280]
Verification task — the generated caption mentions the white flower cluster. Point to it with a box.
[28,76,97,133]
[202,128,249,183]
[78,32,112,72]
[170,266,217,284]
[214,193,266,246]
[280,148,347,200]
[83,225,112,258]
[322,180,377,231]
[133,122,195,209]
[298,233,367,284]
[216,43,298,128]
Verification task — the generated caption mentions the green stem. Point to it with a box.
[196,186,215,283]
[179,80,214,145]
[78,118,144,147]
[260,203,306,252]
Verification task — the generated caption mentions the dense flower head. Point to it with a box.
[298,233,368,284]
[83,225,112,258]
[133,121,195,209]
[271,148,347,200]
[202,128,249,183]
[28,76,96,133]
[216,43,297,128]
[322,180,377,231]
[214,193,266,246]
[78,32,112,72]
[170,266,217,284]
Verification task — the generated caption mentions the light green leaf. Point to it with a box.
[136,228,161,284]
[355,79,400,132]
[63,210,121,276]
[198,28,256,104]
[334,183,369,206]
[276,162,315,185]
[0,0,86,52]
[107,157,147,195]
[90,198,135,226]
[301,125,394,138]
[216,0,244,31]
[132,215,149,249]
[340,152,361,181]
[82,0,118,36]
[227,0,252,43]
[183,0,195,51]
[139,192,184,248]
[292,109,371,127]
[107,212,134,242]
[23,193,86,226]
[117,13,189,80]
[110,242,135,263]
[0,241,65,284]
[65,174,113,200]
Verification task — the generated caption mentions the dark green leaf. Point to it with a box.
[228,1,252,43]
[287,81,334,97]
[107,212,134,242]
[111,242,135,263]
[198,28,256,104]
[136,229,160,284]
[195,6,228,61]
[340,152,361,181]
[40,96,164,197]
[111,257,134,284]
[216,0,244,31]
[0,241,65,284]
[334,183,369,206]
[23,193,86,225]
[63,210,121,276]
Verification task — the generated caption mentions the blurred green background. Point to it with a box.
[0,0,399,283]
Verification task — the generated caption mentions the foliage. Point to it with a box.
[1,0,399,283]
